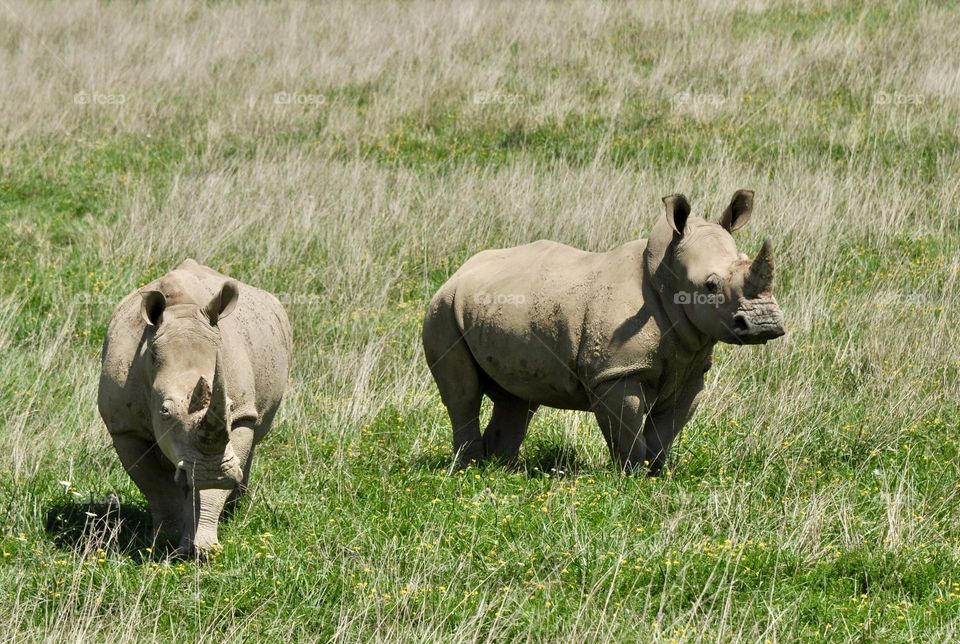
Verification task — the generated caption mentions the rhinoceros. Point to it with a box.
[423,190,784,474]
[98,259,292,553]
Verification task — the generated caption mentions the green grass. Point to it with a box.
[8,405,960,640]
[1,0,960,641]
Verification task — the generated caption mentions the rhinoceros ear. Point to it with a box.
[719,189,754,232]
[663,194,692,237]
[204,281,239,326]
[140,290,167,326]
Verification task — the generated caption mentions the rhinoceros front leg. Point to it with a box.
[179,425,255,554]
[109,431,184,544]
[643,374,705,477]
[591,379,650,471]
[180,487,231,553]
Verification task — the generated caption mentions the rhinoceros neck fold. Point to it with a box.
[643,234,714,356]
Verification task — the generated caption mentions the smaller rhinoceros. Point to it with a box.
[423,190,785,474]
[98,259,292,553]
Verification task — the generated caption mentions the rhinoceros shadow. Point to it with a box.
[409,443,589,477]
[43,495,174,561]
[518,444,589,477]
[45,492,249,561]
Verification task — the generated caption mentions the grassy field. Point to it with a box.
[1,0,959,640]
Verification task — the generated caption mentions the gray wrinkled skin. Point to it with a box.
[98,259,292,554]
[423,190,784,474]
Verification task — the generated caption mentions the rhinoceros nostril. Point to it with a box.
[732,314,749,332]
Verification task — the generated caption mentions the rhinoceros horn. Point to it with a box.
[194,350,230,455]
[747,237,775,293]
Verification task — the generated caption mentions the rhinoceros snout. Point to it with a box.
[174,450,243,491]
[731,300,785,344]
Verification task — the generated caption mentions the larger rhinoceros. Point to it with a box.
[423,190,784,474]
[98,259,291,553]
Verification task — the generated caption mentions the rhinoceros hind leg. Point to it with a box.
[446,381,483,467]
[424,330,484,466]
[483,394,538,464]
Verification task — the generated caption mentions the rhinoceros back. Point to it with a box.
[426,239,668,409]
[431,241,600,408]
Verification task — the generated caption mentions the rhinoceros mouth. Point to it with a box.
[728,299,785,344]
[732,325,785,344]
[174,453,243,490]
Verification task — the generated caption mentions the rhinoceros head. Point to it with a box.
[138,281,244,491]
[651,189,785,345]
